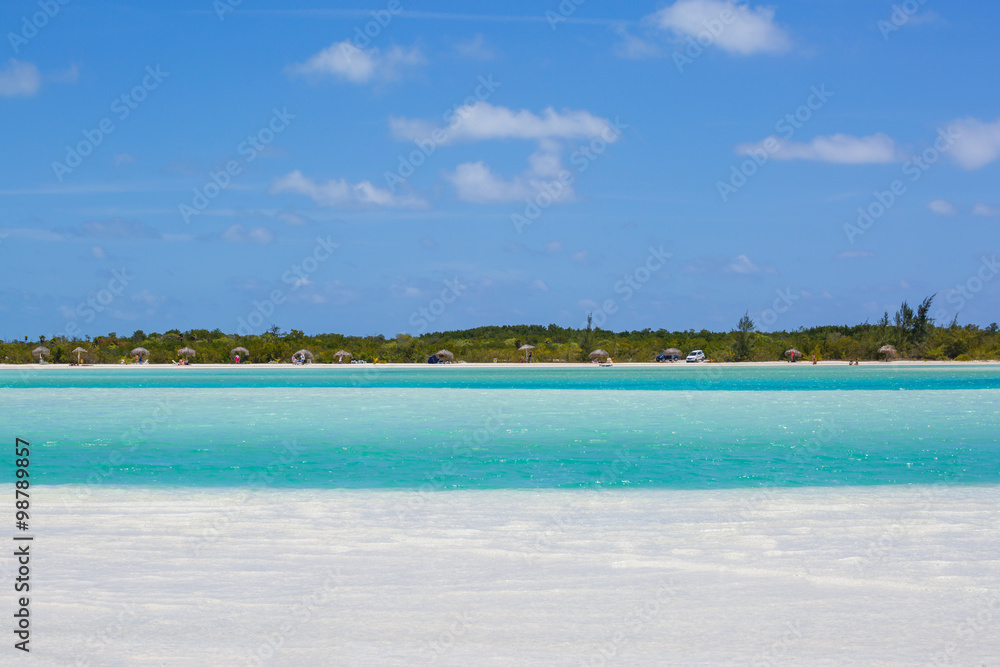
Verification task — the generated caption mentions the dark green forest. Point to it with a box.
[5,298,998,364]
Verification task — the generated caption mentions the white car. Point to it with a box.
[686,350,706,363]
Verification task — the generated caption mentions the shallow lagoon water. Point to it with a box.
[4,365,1000,488]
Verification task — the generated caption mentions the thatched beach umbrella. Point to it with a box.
[32,346,49,361]
[130,347,149,361]
[664,348,682,360]
[334,350,352,363]
[292,349,314,363]
[878,344,898,362]
[72,346,87,363]
[231,346,249,356]
[589,349,609,360]
[518,344,535,361]
[785,349,802,361]
[177,347,196,358]
[436,349,454,361]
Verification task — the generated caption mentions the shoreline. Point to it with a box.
[2,359,999,369]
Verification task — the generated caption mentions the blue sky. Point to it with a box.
[2,0,999,340]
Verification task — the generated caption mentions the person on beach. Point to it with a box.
[812,354,817,365]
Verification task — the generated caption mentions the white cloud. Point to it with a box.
[276,210,311,226]
[271,170,427,208]
[445,143,575,204]
[927,199,956,216]
[531,279,549,292]
[728,254,759,274]
[972,203,1000,217]
[287,41,424,84]
[91,246,106,259]
[613,25,663,59]
[221,224,275,245]
[736,133,898,164]
[0,59,41,97]
[651,0,791,55]
[390,101,616,144]
[947,118,1000,170]
[49,63,79,84]
[454,34,495,60]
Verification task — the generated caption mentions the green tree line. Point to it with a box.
[4,297,998,364]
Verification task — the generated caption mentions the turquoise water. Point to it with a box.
[3,366,999,489]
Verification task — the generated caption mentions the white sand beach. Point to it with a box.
[23,485,1000,666]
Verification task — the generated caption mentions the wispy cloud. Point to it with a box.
[53,218,162,240]
[727,254,760,274]
[287,41,424,84]
[454,34,495,60]
[271,170,428,208]
[221,224,275,245]
[650,0,791,55]
[736,133,899,164]
[390,101,615,144]
[972,202,1000,217]
[927,199,956,216]
[0,59,40,97]
[947,117,1000,170]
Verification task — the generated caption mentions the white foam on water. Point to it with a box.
[13,485,1000,665]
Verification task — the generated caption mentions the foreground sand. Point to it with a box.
[24,486,1000,665]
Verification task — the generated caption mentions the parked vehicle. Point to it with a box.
[686,350,706,363]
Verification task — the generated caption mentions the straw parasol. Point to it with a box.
[878,344,898,361]
[334,350,352,362]
[72,346,87,363]
[664,348,682,360]
[32,346,50,361]
[231,346,249,356]
[589,349,609,360]
[292,349,314,363]
[518,344,535,361]
[177,347,196,358]
[131,347,149,360]
[435,349,454,361]
[785,349,802,360]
